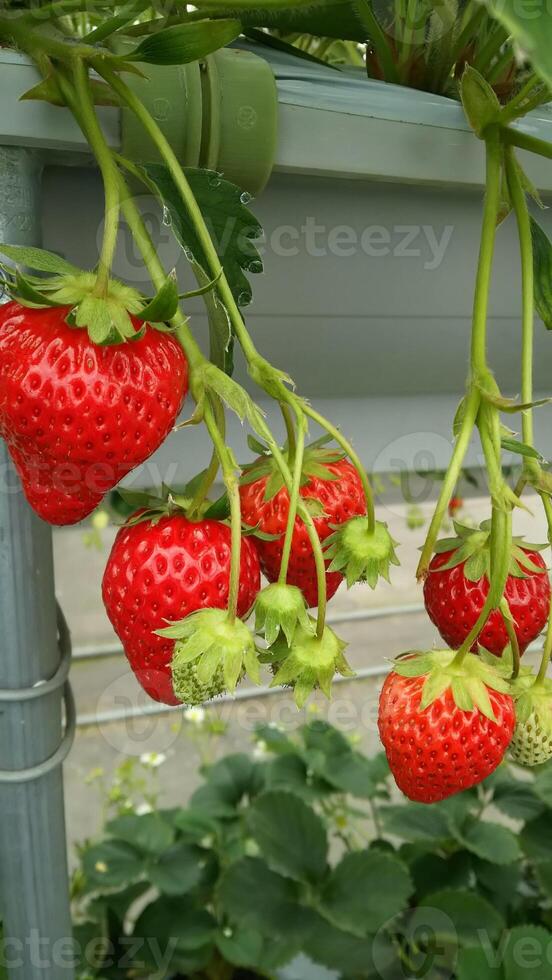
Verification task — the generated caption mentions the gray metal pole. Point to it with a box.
[0,147,75,980]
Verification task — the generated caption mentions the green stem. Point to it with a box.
[503,128,552,161]
[253,418,328,636]
[471,132,502,374]
[302,404,376,534]
[93,60,249,344]
[500,598,520,679]
[203,398,241,623]
[278,415,306,586]
[452,507,511,665]
[537,595,552,684]
[416,387,480,578]
[280,401,297,463]
[505,147,538,480]
[71,59,120,296]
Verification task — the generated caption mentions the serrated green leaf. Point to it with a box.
[128,19,241,65]
[502,925,552,980]
[0,244,81,276]
[140,163,263,307]
[247,791,327,883]
[148,840,205,895]
[459,820,521,865]
[321,849,413,936]
[411,888,504,944]
[82,839,144,889]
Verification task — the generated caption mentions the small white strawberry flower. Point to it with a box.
[184,706,206,725]
[253,739,269,761]
[139,751,167,768]
[135,802,153,815]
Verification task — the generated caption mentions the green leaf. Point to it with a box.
[0,244,81,275]
[136,270,179,322]
[128,19,241,65]
[82,839,144,889]
[531,218,552,330]
[501,436,545,462]
[458,946,503,980]
[203,364,265,435]
[502,925,552,980]
[493,779,545,822]
[521,813,552,862]
[191,753,262,816]
[304,916,394,976]
[482,0,552,87]
[474,859,522,917]
[459,820,521,865]
[409,851,473,899]
[460,66,501,137]
[381,802,453,842]
[534,761,552,806]
[107,812,174,854]
[217,857,306,937]
[142,164,263,306]
[464,549,488,582]
[247,791,327,883]
[535,861,552,898]
[133,897,216,974]
[148,840,206,895]
[411,889,504,945]
[321,849,413,936]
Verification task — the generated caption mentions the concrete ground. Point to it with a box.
[55,492,549,851]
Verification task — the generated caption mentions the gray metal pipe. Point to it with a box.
[0,148,74,980]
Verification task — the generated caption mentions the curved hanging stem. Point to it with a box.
[537,596,552,686]
[203,397,241,624]
[302,404,376,534]
[71,59,120,297]
[280,401,297,463]
[278,413,306,588]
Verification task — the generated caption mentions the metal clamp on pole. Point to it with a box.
[0,605,76,784]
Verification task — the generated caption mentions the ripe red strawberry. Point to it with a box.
[448,496,463,517]
[102,511,261,704]
[0,303,188,525]
[239,442,366,607]
[423,520,550,657]
[378,650,515,803]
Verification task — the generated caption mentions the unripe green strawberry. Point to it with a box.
[510,678,552,766]
[171,662,226,707]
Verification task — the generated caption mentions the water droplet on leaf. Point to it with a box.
[240,191,253,204]
[162,206,172,228]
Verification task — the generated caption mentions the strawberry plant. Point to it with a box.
[64,719,552,978]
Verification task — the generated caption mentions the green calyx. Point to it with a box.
[254,583,313,647]
[0,243,182,345]
[433,519,547,581]
[240,433,345,505]
[510,678,552,766]
[324,517,399,589]
[392,648,513,722]
[265,620,353,708]
[158,608,259,700]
